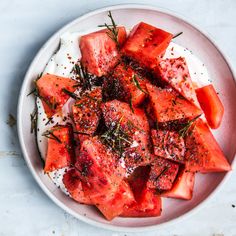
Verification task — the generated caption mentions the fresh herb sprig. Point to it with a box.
[129,99,134,113]
[101,117,132,157]
[73,63,101,92]
[30,106,38,134]
[42,130,62,143]
[173,32,183,39]
[98,11,120,49]
[73,63,92,91]
[132,75,148,94]
[178,114,201,137]
[62,88,80,100]
[27,73,42,97]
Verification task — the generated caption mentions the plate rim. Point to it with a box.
[17,3,236,232]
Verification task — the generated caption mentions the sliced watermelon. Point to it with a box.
[196,84,224,129]
[36,73,77,117]
[151,129,185,163]
[146,83,202,123]
[75,137,125,202]
[72,87,102,135]
[185,119,231,173]
[62,168,92,204]
[162,168,195,200]
[127,166,151,201]
[107,63,148,106]
[147,157,179,191]
[101,100,152,168]
[122,22,173,69]
[121,188,162,217]
[96,180,135,220]
[44,125,75,172]
[122,166,162,217]
[154,57,199,107]
[80,27,127,77]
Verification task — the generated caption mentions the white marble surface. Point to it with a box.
[0,0,235,235]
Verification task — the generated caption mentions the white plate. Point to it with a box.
[17,4,236,232]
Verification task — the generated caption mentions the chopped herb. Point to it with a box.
[45,117,53,126]
[171,99,177,106]
[27,73,42,96]
[129,98,134,113]
[178,114,201,137]
[72,63,100,92]
[46,97,58,110]
[101,117,131,157]
[74,103,84,108]
[42,130,62,143]
[156,120,159,130]
[62,88,79,100]
[132,75,148,94]
[30,106,38,134]
[7,114,16,127]
[98,11,120,49]
[126,119,145,133]
[173,32,183,39]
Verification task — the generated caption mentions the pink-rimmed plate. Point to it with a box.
[17,4,236,232]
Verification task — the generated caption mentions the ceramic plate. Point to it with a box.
[17,4,236,232]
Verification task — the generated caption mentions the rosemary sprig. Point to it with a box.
[62,88,79,100]
[156,120,159,130]
[129,98,134,113]
[178,114,201,137]
[173,32,183,39]
[45,117,53,126]
[73,63,91,91]
[72,62,100,92]
[132,75,148,94]
[101,117,132,157]
[30,106,38,134]
[98,11,120,49]
[27,73,42,96]
[42,130,62,143]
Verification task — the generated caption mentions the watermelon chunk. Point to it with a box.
[122,166,162,217]
[185,119,231,173]
[147,157,179,191]
[146,83,202,123]
[101,100,152,168]
[44,125,75,172]
[75,137,125,202]
[162,168,195,200]
[96,180,135,220]
[72,87,102,135]
[122,22,173,69]
[127,166,151,201]
[103,63,148,106]
[196,84,224,129]
[62,168,92,204]
[154,57,199,107]
[80,27,127,77]
[121,188,162,217]
[151,129,185,163]
[36,73,77,117]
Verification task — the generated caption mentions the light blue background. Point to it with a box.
[0,0,235,235]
